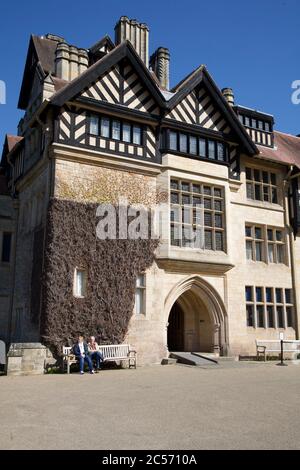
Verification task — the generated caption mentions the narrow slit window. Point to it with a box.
[1,232,12,263]
[74,268,87,298]
[135,274,146,315]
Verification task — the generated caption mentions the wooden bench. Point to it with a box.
[256,339,300,361]
[62,344,137,373]
[62,346,77,374]
[98,344,137,369]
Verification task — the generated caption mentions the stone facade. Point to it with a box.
[0,192,17,342]
[1,17,300,372]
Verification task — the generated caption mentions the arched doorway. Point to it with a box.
[165,276,228,355]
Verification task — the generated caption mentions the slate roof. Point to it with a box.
[257,131,300,167]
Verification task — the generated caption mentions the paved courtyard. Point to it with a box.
[1,362,300,450]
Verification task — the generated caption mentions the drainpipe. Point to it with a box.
[284,165,300,340]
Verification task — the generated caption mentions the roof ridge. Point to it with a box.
[171,65,204,93]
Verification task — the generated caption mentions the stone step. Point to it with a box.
[193,353,237,363]
[161,358,177,365]
[170,352,217,367]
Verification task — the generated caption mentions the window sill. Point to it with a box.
[245,199,283,210]
[246,260,288,267]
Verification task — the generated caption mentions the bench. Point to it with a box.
[62,344,137,374]
[98,344,137,369]
[256,339,300,361]
[62,346,77,374]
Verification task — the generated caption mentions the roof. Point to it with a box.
[257,131,300,167]
[49,40,257,155]
[18,34,115,109]
[6,135,23,152]
[32,35,57,74]
[1,135,24,168]
[52,76,69,92]
[89,35,115,55]
[18,35,58,109]
[50,40,167,109]
[171,66,203,93]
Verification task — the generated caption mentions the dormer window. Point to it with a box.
[237,109,274,148]
[165,130,227,163]
[89,114,143,145]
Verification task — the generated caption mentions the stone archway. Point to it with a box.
[164,276,228,356]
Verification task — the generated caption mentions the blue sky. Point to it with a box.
[1,0,300,152]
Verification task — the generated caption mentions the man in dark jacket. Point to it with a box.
[73,335,94,374]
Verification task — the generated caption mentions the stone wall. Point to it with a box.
[9,165,50,342]
[0,194,17,343]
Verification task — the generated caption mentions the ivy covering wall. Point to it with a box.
[40,198,159,356]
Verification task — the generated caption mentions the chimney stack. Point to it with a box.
[222,88,235,106]
[55,42,70,81]
[69,46,79,80]
[78,49,89,74]
[115,16,149,66]
[149,47,170,90]
[55,43,89,80]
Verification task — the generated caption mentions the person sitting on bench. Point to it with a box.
[88,336,104,371]
[73,335,94,375]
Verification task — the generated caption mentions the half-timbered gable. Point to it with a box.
[81,65,121,105]
[122,62,160,115]
[166,91,197,124]
[197,86,231,134]
[51,42,164,116]
[166,86,232,134]
[165,67,256,158]
[79,61,161,115]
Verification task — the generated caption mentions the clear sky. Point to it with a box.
[1,0,300,152]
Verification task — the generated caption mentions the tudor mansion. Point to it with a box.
[1,16,300,372]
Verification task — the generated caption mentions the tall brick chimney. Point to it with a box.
[115,16,149,66]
